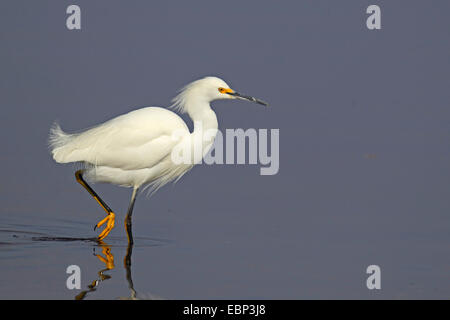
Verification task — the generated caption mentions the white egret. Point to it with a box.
[49,76,268,242]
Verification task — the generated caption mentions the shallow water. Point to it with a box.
[1,191,449,300]
[0,207,174,298]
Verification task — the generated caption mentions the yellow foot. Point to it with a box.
[94,212,115,241]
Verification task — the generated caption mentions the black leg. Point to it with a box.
[124,187,139,245]
[75,170,116,240]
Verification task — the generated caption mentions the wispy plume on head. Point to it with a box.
[169,79,200,114]
[169,76,221,114]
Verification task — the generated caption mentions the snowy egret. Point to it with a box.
[49,76,268,242]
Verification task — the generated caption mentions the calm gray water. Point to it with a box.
[0,1,449,299]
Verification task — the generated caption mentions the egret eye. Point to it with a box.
[218,87,225,93]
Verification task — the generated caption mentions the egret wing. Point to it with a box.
[52,107,190,170]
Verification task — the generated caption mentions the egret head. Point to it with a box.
[171,76,268,114]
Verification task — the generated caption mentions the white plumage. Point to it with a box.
[50,107,191,191]
[49,76,267,241]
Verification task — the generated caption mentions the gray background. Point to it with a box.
[0,0,449,299]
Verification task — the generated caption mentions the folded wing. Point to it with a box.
[50,107,190,170]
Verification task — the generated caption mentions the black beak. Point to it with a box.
[227,91,269,106]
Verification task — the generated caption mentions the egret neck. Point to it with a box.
[187,100,219,163]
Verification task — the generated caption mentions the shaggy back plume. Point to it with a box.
[48,122,74,150]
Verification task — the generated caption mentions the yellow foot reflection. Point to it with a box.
[94,241,115,270]
[75,241,115,300]
[94,212,115,241]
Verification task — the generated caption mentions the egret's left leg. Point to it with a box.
[75,170,115,241]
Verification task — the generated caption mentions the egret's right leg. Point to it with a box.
[75,170,115,241]
[124,187,139,245]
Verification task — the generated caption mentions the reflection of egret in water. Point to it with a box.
[120,239,137,300]
[29,220,165,299]
[75,241,115,300]
[118,220,140,300]
[73,224,164,300]
[75,227,138,300]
